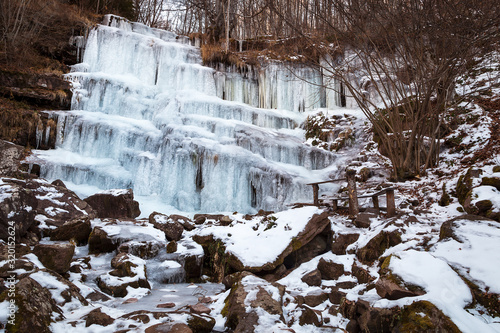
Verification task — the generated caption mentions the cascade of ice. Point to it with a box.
[32,15,344,214]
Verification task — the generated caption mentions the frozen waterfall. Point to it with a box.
[32,15,347,214]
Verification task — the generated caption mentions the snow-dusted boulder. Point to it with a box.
[84,188,140,218]
[0,179,37,241]
[96,253,150,297]
[193,207,330,274]
[33,243,75,274]
[0,276,63,332]
[50,216,92,245]
[149,212,184,241]
[88,219,166,256]
[223,272,285,332]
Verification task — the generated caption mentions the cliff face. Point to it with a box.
[0,2,95,149]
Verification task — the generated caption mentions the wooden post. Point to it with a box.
[332,199,338,211]
[386,189,396,217]
[372,195,379,209]
[346,169,359,217]
[313,184,319,206]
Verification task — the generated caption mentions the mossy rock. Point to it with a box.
[438,184,451,206]
[395,301,461,333]
[493,166,500,173]
[456,168,476,205]
[481,177,500,191]
[475,199,493,213]
[187,314,216,333]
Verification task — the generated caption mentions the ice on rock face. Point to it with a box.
[32,15,344,214]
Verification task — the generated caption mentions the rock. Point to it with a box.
[51,179,67,188]
[0,242,30,260]
[97,253,150,297]
[283,227,331,269]
[169,214,196,231]
[356,230,402,265]
[14,178,95,229]
[301,269,322,286]
[0,276,63,333]
[299,306,322,326]
[88,226,118,254]
[297,292,329,307]
[190,303,211,314]
[118,240,162,259]
[156,302,175,308]
[167,241,178,253]
[262,264,287,282]
[0,140,24,176]
[0,259,34,278]
[357,306,394,333]
[146,323,193,333]
[393,300,461,332]
[149,212,184,241]
[456,168,479,205]
[375,277,424,300]
[354,212,375,228]
[39,269,88,306]
[85,188,140,218]
[337,281,357,289]
[352,263,375,284]
[193,214,224,224]
[317,258,344,280]
[0,181,37,241]
[438,183,451,206]
[50,217,92,245]
[187,314,216,333]
[180,252,204,281]
[223,272,285,332]
[33,243,75,274]
[84,308,114,327]
[86,290,111,302]
[220,215,232,226]
[331,233,359,255]
[357,167,372,182]
[195,210,331,274]
[439,214,492,241]
[329,287,347,304]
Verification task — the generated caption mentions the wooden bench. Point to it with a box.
[307,169,396,217]
[326,187,396,217]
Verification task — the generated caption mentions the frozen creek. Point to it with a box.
[31,14,354,215]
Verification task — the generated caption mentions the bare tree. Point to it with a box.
[268,0,500,179]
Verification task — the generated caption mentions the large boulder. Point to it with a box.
[50,216,92,245]
[223,272,285,332]
[194,208,331,274]
[33,243,75,274]
[0,276,63,333]
[89,219,166,256]
[85,188,140,218]
[88,226,118,254]
[9,178,95,229]
[0,180,37,241]
[149,212,184,241]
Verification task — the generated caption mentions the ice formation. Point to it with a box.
[32,15,347,214]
